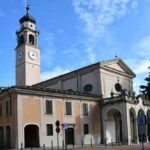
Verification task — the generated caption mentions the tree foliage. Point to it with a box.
[140,68,150,99]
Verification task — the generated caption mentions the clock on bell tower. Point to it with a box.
[16,5,40,86]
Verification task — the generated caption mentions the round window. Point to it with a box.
[83,84,93,92]
[115,83,122,92]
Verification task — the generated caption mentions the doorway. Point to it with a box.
[0,127,4,148]
[65,128,75,145]
[24,125,40,147]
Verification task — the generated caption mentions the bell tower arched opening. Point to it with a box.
[29,34,35,45]
[19,35,24,45]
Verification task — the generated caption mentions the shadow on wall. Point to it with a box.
[74,102,101,145]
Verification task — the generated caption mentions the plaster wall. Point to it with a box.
[100,68,132,98]
[16,94,100,148]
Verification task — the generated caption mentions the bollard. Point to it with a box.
[20,143,23,150]
[111,139,113,147]
[43,144,45,150]
[91,138,92,147]
[130,139,131,147]
[51,140,53,150]
[62,140,64,150]
[64,141,67,150]
[105,138,107,148]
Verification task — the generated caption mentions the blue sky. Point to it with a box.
[0,0,150,94]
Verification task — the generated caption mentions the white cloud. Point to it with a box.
[134,60,149,74]
[127,35,150,75]
[41,66,70,81]
[126,35,150,93]
[73,0,138,63]
[126,59,149,75]
[73,0,138,39]
[134,35,150,57]
[86,47,96,63]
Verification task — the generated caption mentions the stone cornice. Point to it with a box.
[0,87,101,102]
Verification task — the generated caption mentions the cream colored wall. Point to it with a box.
[16,44,40,86]
[47,81,62,90]
[16,65,25,86]
[22,97,41,124]
[80,70,100,94]
[100,68,132,98]
[44,61,133,98]
[46,69,101,95]
[62,77,78,91]
[17,94,100,148]
[17,95,41,148]
[108,63,127,72]
[25,63,40,85]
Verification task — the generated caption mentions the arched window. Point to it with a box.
[19,35,24,45]
[29,34,35,45]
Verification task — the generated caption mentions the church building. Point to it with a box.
[0,6,150,149]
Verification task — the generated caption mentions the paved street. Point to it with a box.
[74,144,150,150]
[8,144,150,150]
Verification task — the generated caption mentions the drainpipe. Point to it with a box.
[6,88,12,116]
[99,99,104,144]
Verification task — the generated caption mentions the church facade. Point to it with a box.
[0,6,150,149]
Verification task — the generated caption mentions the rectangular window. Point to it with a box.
[46,100,53,114]
[83,103,88,116]
[47,124,53,136]
[84,124,89,135]
[65,102,72,115]
[0,103,2,116]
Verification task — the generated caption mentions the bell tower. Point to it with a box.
[16,5,40,86]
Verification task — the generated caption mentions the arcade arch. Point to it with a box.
[105,108,122,143]
[129,108,137,143]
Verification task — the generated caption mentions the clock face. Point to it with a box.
[28,51,37,60]
[17,51,23,61]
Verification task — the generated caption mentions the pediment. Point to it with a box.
[107,63,126,73]
[101,59,136,77]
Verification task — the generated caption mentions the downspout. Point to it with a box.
[99,99,104,144]
[6,88,12,116]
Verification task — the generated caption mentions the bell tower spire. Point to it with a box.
[26,5,29,14]
[15,6,40,86]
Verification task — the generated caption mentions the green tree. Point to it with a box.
[140,68,150,99]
